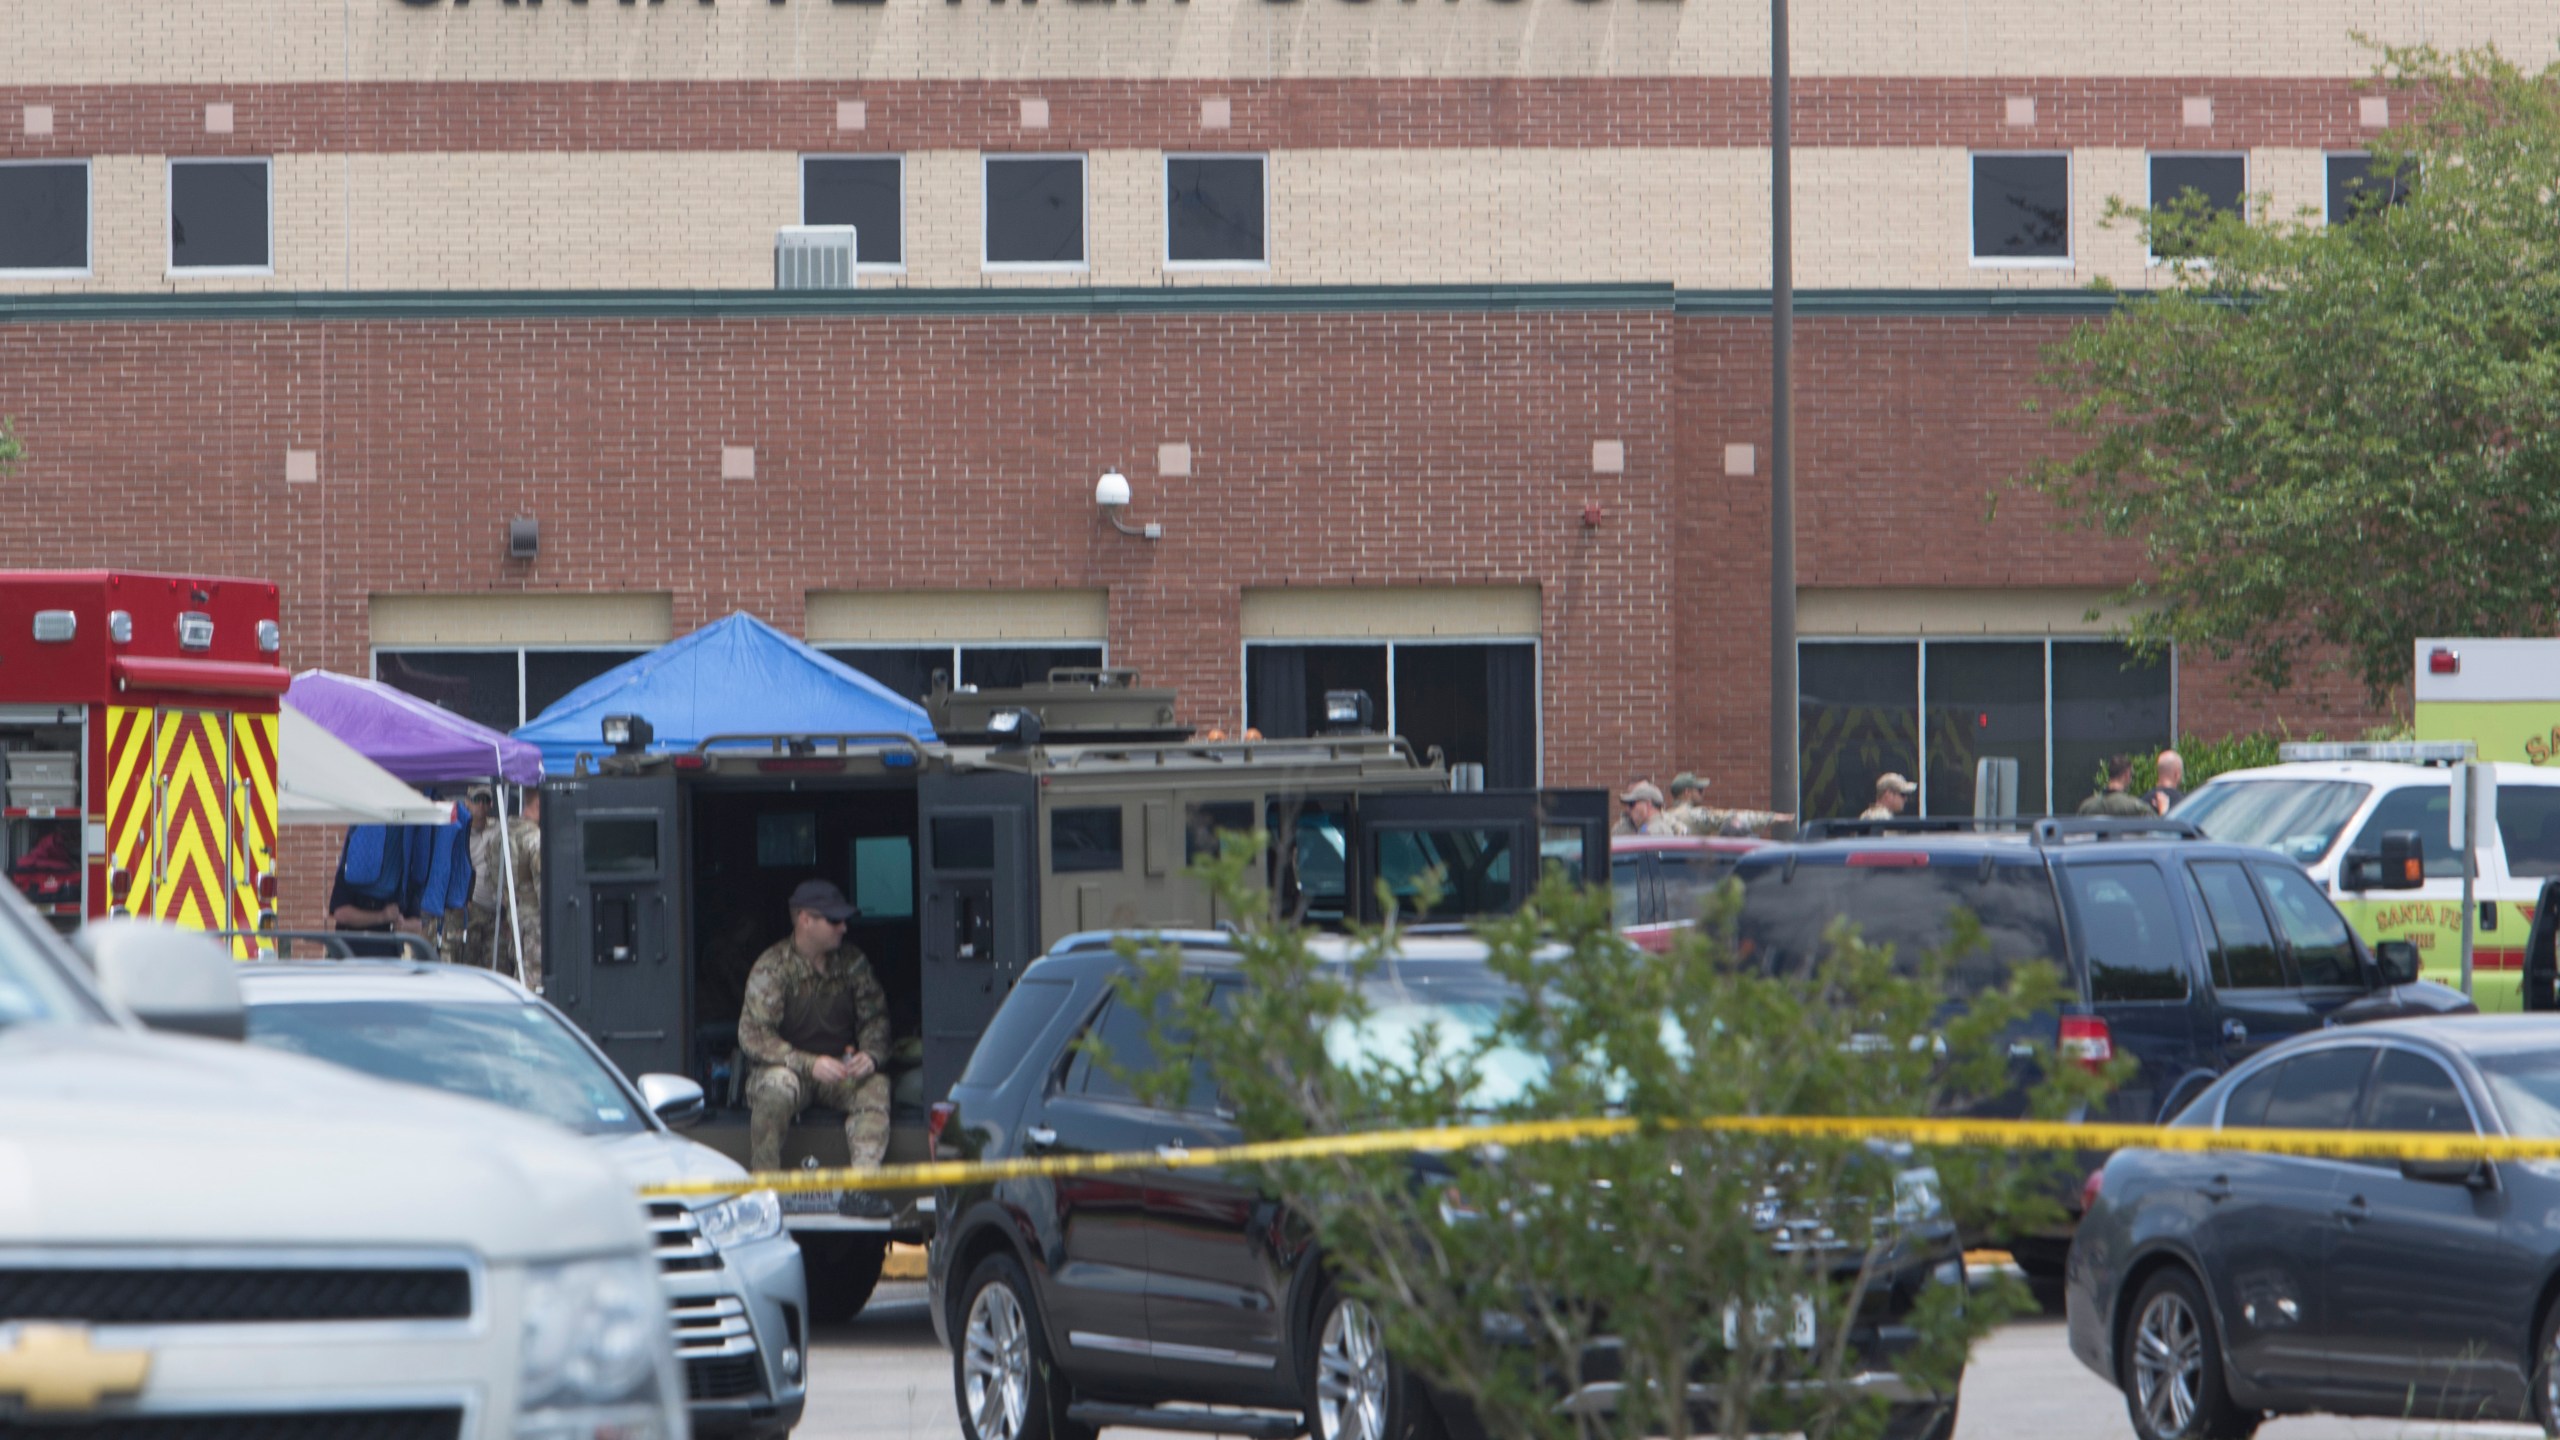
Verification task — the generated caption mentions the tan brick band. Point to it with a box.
[0,76,2406,159]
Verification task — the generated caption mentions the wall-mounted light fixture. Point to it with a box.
[508,518,540,560]
[1095,470,1162,541]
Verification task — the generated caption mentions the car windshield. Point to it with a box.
[1732,860,2066,996]
[243,997,649,1136]
[2177,780,2371,866]
[0,904,105,1028]
[1321,970,1550,1111]
[2472,1053,2560,1138]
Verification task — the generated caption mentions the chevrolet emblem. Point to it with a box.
[0,1324,152,1413]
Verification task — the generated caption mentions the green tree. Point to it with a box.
[1114,846,2111,1440]
[2019,44,2560,705]
[0,419,20,476]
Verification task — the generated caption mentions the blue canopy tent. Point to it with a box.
[515,611,938,771]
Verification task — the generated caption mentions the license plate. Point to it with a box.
[1722,1295,1817,1350]
[780,1189,844,1217]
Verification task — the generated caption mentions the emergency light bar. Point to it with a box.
[2278,740,2476,764]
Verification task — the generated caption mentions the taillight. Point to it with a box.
[927,1101,956,1161]
[2060,1014,2114,1072]
[256,870,278,903]
[2081,1167,2105,1214]
[1844,851,1931,868]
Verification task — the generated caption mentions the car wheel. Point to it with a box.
[2532,1300,2560,1435]
[2119,1268,2258,1440]
[953,1252,1090,1440]
[1879,1399,1957,1440]
[804,1234,888,1323]
[1303,1280,1430,1440]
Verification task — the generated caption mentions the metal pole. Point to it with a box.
[1768,0,1799,814]
[2460,763,2478,998]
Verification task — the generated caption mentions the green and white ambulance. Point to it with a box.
[2174,639,2560,1012]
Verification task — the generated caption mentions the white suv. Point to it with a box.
[0,889,686,1438]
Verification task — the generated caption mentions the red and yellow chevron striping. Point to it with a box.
[152,710,230,933]
[228,711,278,957]
[103,705,155,918]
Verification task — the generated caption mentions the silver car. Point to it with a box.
[236,961,810,1439]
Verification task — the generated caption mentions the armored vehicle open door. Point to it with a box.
[916,769,1039,1104]
[1349,789,1608,924]
[543,772,687,1081]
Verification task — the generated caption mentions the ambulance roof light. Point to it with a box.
[2278,740,2476,764]
[108,610,132,644]
[256,619,281,654]
[31,611,74,644]
[2429,646,2460,674]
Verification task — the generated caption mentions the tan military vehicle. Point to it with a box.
[539,671,1605,1318]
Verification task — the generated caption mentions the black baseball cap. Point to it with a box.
[789,879,855,921]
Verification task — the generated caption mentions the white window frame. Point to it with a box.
[1793,635,2178,816]
[1164,152,1271,272]
[1967,151,2074,269]
[2320,151,2412,228]
[2146,151,2247,267]
[167,156,275,277]
[982,153,1089,274]
[799,153,907,275]
[1238,636,1545,785]
[369,644,653,730]
[821,641,1111,693]
[0,158,93,279]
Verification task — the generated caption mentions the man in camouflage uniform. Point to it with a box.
[739,879,893,1216]
[1665,771,1795,838]
[501,791,543,991]
[456,788,503,969]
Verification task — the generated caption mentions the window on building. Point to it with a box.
[1166,155,1267,267]
[373,648,649,733]
[0,161,89,275]
[1244,641,1538,789]
[2147,153,2246,260]
[1797,639,2172,820]
[802,156,904,268]
[2324,152,2410,225]
[820,644,1107,706]
[169,158,272,272]
[1970,153,2070,263]
[984,155,1086,269]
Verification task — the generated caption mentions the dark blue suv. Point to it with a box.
[1727,817,2472,1281]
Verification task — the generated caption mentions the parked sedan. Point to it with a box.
[237,962,811,1440]
[2067,1016,2560,1439]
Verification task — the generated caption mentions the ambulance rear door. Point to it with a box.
[917,771,1039,1105]
[543,773,688,1080]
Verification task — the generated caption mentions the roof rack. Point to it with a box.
[2278,740,2476,765]
[1796,816,2038,841]
[1796,815,2204,846]
[2030,816,2203,845]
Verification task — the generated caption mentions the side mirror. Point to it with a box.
[2399,1156,2493,1189]
[2374,939,2424,987]
[637,1073,706,1129]
[75,920,247,1041]
[2342,831,2427,892]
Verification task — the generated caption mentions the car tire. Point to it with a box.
[2117,1268,2258,1440]
[1879,1399,1957,1440]
[805,1233,888,1324]
[1302,1278,1434,1440]
[2531,1299,2560,1435]
[952,1252,1091,1440]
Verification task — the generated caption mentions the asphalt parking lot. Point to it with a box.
[800,1283,2545,1440]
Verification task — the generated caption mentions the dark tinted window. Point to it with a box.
[524,650,644,725]
[2259,1046,2371,1131]
[1732,860,2067,996]
[2499,786,2560,880]
[2064,863,2190,1002]
[2188,860,2286,989]
[986,156,1085,265]
[958,977,1073,1089]
[1798,642,1918,823]
[2051,643,2173,814]
[803,156,903,265]
[1924,641,2046,817]
[1971,154,2069,260]
[1051,806,1125,874]
[583,819,660,876]
[1167,155,1265,264]
[2222,1062,2281,1128]
[934,816,996,872]
[2253,863,2360,987]
[1372,826,1515,921]
[1246,644,1388,742]
[962,646,1106,690]
[1657,850,1738,926]
[2148,154,2246,257]
[0,162,88,272]
[2347,783,2463,878]
[1392,643,1537,790]
[1272,796,1353,924]
[1610,855,1645,928]
[2325,153,2409,223]
[375,650,518,734]
[1188,801,1257,862]
[1072,993,1161,1102]
[170,159,270,270]
[2360,1049,2472,1134]
[825,646,948,706]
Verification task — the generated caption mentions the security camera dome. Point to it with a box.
[1095,470,1132,508]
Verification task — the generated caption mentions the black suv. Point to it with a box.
[926,931,1966,1440]
[1728,816,2471,1279]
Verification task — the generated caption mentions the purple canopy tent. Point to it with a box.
[286,670,544,979]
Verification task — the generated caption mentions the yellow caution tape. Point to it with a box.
[636,1112,2553,1202]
